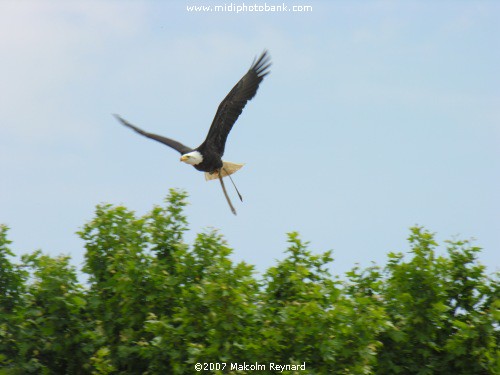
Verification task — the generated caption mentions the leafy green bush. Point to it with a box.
[0,190,498,374]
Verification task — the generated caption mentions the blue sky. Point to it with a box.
[1,1,498,278]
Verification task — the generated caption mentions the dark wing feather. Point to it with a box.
[114,114,193,155]
[198,50,271,156]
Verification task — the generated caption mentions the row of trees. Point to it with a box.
[1,190,498,374]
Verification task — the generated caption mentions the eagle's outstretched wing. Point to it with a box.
[198,50,271,156]
[114,114,193,155]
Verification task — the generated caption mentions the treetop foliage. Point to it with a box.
[0,190,498,374]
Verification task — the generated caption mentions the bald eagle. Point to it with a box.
[114,50,271,215]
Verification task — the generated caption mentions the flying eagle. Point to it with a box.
[114,50,271,215]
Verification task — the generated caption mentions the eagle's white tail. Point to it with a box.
[205,161,244,181]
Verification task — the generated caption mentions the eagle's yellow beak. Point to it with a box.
[180,155,188,162]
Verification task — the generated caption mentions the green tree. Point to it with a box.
[374,227,499,375]
[0,225,27,369]
[79,201,156,373]
[0,192,498,375]
[259,232,388,374]
[143,230,259,374]
[0,243,91,374]
[17,252,91,374]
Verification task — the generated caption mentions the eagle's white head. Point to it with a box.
[180,151,203,165]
